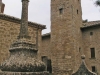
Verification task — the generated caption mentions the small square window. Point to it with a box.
[59,8,63,14]
[90,32,93,35]
[41,56,47,61]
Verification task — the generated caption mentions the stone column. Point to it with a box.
[0,0,49,74]
[0,0,2,13]
[0,0,5,13]
[19,0,29,38]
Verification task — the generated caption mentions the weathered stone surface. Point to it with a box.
[0,72,49,75]
[0,17,44,64]
[19,0,29,38]
[82,26,100,75]
[0,0,2,13]
[0,0,48,75]
[0,39,45,72]
[1,0,100,75]
[0,47,46,72]
[39,0,83,75]
[0,0,5,13]
[72,55,96,75]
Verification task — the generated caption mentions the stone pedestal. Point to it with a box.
[0,39,49,75]
[0,0,50,75]
[0,72,49,75]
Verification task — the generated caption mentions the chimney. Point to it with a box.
[0,0,5,13]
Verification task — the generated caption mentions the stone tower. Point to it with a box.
[0,0,5,13]
[50,0,83,75]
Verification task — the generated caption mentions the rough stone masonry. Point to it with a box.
[0,0,49,75]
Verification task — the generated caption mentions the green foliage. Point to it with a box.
[95,0,100,6]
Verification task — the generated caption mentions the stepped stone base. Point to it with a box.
[0,71,49,75]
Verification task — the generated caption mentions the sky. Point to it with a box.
[2,0,100,34]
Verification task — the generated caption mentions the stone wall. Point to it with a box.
[50,0,83,75]
[38,35,51,59]
[70,0,83,71]
[0,18,43,64]
[82,26,100,75]
[1,0,99,75]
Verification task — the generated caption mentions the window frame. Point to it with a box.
[59,8,63,15]
[90,48,95,58]
[92,66,96,72]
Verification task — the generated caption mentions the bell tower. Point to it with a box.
[51,0,83,75]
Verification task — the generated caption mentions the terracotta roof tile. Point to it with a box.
[82,20,100,28]
[42,21,100,37]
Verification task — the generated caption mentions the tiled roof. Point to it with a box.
[81,20,100,28]
[42,21,100,37]
[0,13,46,29]
[42,33,50,37]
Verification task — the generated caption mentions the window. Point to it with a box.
[90,48,95,58]
[77,10,78,14]
[59,8,63,14]
[90,32,93,35]
[47,59,52,73]
[41,56,52,73]
[92,66,96,72]
[79,47,81,52]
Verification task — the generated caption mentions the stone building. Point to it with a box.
[0,0,45,64]
[0,0,100,75]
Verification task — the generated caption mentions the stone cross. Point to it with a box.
[19,0,29,38]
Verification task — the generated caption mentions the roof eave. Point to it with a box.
[81,24,100,29]
[42,33,51,38]
[0,13,46,29]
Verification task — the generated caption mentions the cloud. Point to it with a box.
[2,0,100,34]
[81,0,100,21]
